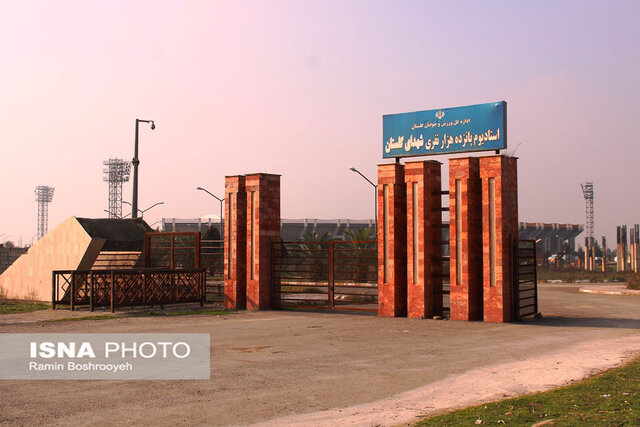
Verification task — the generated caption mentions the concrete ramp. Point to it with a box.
[0,217,150,302]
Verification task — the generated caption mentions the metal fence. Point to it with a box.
[145,232,201,269]
[52,268,206,312]
[201,239,224,302]
[514,239,538,319]
[271,240,378,312]
[144,232,224,302]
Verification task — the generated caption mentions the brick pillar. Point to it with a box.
[245,173,281,310]
[479,155,518,323]
[449,157,483,321]
[377,163,407,317]
[224,175,247,309]
[405,160,443,319]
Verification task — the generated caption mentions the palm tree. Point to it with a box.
[339,226,377,283]
[344,226,376,249]
[295,231,331,281]
[298,231,332,248]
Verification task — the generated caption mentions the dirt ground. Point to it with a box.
[1,283,639,426]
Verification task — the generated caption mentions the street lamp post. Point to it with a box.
[139,202,164,218]
[196,187,224,240]
[123,200,163,219]
[105,209,131,219]
[132,119,155,219]
[349,167,378,233]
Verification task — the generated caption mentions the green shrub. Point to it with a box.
[626,273,640,290]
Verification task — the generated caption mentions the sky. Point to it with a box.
[1,0,639,247]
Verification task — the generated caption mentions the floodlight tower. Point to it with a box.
[35,185,55,240]
[581,182,594,270]
[103,158,131,218]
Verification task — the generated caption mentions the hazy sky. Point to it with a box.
[1,0,639,246]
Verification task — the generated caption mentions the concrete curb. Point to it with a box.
[579,287,640,296]
[540,279,624,284]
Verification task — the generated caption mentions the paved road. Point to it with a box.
[0,283,638,426]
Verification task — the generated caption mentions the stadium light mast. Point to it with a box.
[35,185,55,240]
[581,182,594,270]
[103,158,131,219]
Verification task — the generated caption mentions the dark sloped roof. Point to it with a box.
[75,218,152,251]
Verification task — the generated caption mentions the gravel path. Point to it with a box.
[0,283,638,426]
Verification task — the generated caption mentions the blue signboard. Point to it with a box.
[383,101,506,158]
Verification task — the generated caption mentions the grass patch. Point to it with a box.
[538,267,626,283]
[48,314,117,322]
[0,300,50,314]
[47,308,232,322]
[417,356,640,426]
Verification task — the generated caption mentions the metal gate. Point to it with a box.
[145,232,224,302]
[145,232,201,269]
[271,240,378,312]
[200,238,224,302]
[514,239,538,319]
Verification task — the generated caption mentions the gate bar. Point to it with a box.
[90,272,94,312]
[328,242,334,310]
[70,271,75,311]
[51,273,56,310]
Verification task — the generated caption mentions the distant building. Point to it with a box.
[518,222,584,253]
[161,217,224,234]
[0,247,27,275]
[161,218,375,241]
[161,218,583,254]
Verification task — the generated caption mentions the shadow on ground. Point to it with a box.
[523,315,640,329]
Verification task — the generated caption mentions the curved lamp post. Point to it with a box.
[349,167,378,233]
[139,202,164,218]
[132,119,155,219]
[104,209,131,219]
[123,200,163,219]
[196,187,224,240]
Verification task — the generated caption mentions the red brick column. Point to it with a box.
[377,163,407,317]
[479,155,518,323]
[449,157,483,321]
[224,175,246,309]
[245,173,281,310]
[405,160,443,319]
